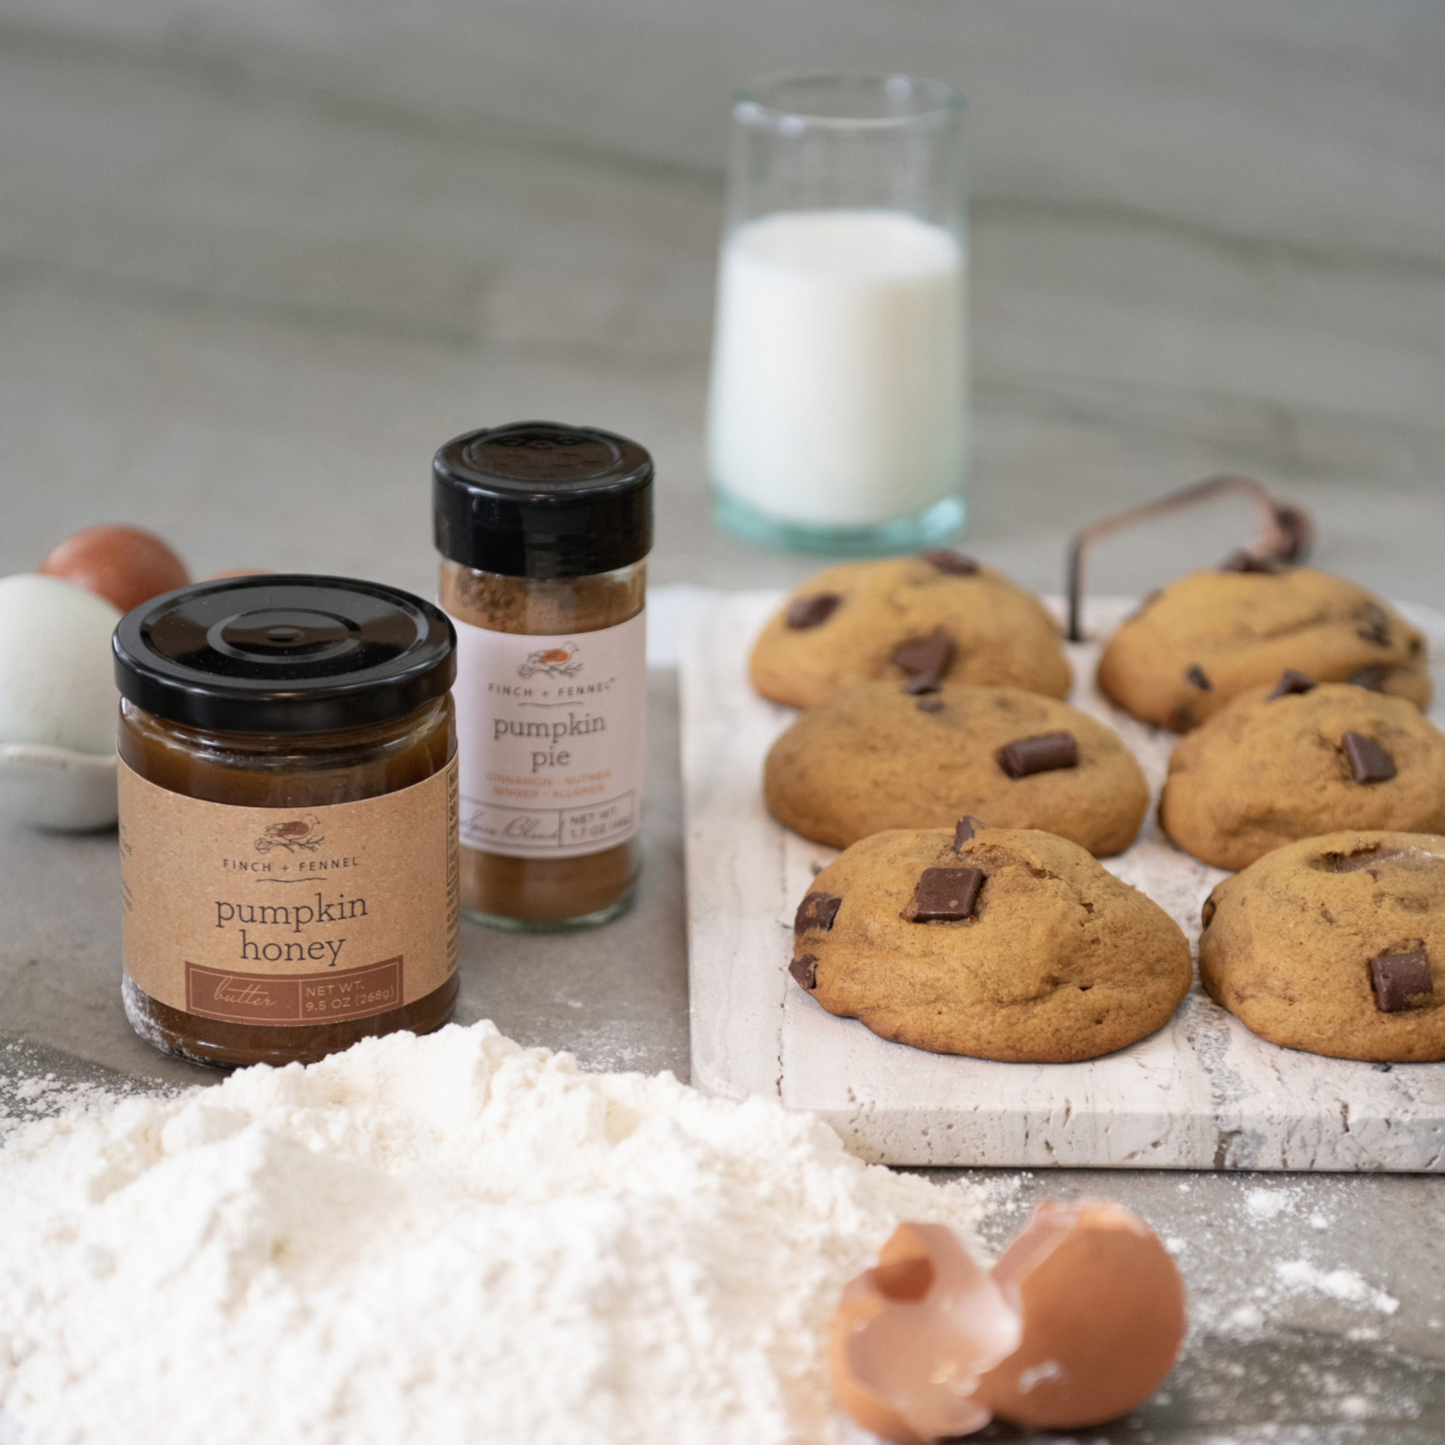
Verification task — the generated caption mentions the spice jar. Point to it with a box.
[433,421,652,930]
[113,575,460,1068]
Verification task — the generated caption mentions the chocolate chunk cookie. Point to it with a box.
[790,825,1191,1062]
[750,555,1070,709]
[1096,567,1430,732]
[1161,681,1445,870]
[765,682,1148,855]
[1198,831,1445,1061]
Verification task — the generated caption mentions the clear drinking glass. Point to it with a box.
[707,74,968,555]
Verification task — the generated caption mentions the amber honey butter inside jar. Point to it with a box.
[112,575,460,1068]
[434,421,653,930]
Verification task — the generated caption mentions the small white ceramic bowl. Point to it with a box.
[0,743,118,831]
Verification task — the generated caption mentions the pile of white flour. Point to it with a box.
[0,1022,987,1444]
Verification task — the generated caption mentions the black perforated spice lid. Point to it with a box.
[113,575,456,735]
[433,420,654,579]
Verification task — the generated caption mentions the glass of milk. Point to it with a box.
[708,74,968,554]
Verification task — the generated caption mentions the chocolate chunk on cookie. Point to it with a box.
[795,891,842,934]
[904,867,983,922]
[1220,551,1281,574]
[1199,831,1445,1061]
[997,731,1078,779]
[765,682,1147,856]
[1267,669,1316,700]
[1369,947,1432,1013]
[1357,604,1392,647]
[1351,665,1392,692]
[750,556,1070,709]
[1323,843,1413,873]
[1097,567,1430,731]
[890,630,955,694]
[919,550,980,576]
[786,593,841,629]
[787,825,1191,1062]
[789,953,819,990]
[1161,684,1445,870]
[1343,731,1396,783]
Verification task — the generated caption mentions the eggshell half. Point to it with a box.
[39,525,189,614]
[828,1222,1019,1442]
[975,1200,1186,1429]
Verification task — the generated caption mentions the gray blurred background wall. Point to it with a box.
[2,0,1442,599]
[10,0,1445,251]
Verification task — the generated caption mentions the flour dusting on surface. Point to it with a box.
[1274,1260,1401,1315]
[1244,1187,1293,1221]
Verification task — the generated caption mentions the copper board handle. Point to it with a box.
[1065,474,1314,642]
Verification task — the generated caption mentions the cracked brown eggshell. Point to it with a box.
[829,1204,1185,1440]
[976,1200,1186,1429]
[828,1223,1018,1443]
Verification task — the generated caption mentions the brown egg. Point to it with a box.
[39,526,189,614]
[209,569,272,579]
[975,1200,1186,1429]
[828,1222,1018,1442]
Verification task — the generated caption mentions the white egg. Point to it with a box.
[0,574,122,756]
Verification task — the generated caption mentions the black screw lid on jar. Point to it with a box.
[433,421,653,580]
[113,575,457,734]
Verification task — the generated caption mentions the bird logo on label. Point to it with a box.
[518,643,583,679]
[255,815,326,854]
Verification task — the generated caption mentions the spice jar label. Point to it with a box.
[447,611,647,859]
[118,757,460,1025]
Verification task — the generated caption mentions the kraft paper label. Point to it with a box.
[118,757,460,1026]
[446,609,646,859]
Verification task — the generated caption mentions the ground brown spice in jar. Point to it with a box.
[434,422,653,931]
[438,564,645,924]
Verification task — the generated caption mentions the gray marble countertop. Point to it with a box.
[2,7,1444,1438]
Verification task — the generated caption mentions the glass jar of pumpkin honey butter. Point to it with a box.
[112,575,460,1067]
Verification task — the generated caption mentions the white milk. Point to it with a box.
[707,208,967,528]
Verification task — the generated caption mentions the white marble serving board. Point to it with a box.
[681,591,1445,1171]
